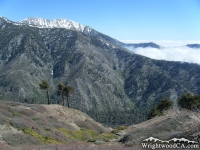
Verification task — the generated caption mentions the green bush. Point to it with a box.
[87,138,96,142]
[22,127,61,144]
[111,129,119,134]
[148,99,173,119]
[111,125,127,134]
[116,125,127,130]
[178,93,200,110]
[157,99,173,111]
[58,128,98,141]
[98,132,118,142]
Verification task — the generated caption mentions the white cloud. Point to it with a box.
[123,41,200,64]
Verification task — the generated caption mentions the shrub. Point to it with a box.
[87,138,96,142]
[157,99,174,112]
[3,133,40,146]
[22,127,62,144]
[98,132,118,142]
[178,93,200,110]
[18,108,36,116]
[111,129,119,134]
[0,114,9,125]
[112,125,128,133]
[147,106,161,119]
[0,108,12,117]
[74,130,87,141]
[148,98,173,119]
[0,104,13,111]
[10,116,39,130]
[11,111,21,117]
[58,128,98,141]
[33,116,49,127]
[57,128,73,140]
[116,125,127,130]
[30,105,47,113]
[74,119,108,133]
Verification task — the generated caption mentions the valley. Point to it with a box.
[0,16,200,127]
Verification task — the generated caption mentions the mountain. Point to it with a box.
[120,42,161,50]
[1,16,200,126]
[19,18,159,50]
[19,18,86,31]
[186,44,200,49]
[19,17,120,44]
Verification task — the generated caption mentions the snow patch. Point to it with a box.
[19,18,86,32]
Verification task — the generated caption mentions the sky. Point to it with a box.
[0,0,200,41]
[1,0,200,64]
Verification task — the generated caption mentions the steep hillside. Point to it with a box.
[1,16,200,126]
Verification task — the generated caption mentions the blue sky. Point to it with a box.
[0,0,200,41]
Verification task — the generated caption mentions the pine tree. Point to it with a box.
[57,83,65,106]
[39,80,50,104]
[64,86,74,108]
[178,93,200,110]
[57,83,74,107]
[147,98,173,119]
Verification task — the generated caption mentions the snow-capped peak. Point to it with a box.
[19,17,86,32]
[0,16,12,23]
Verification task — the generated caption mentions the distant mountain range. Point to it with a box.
[1,16,200,126]
[2,16,199,50]
[186,44,200,49]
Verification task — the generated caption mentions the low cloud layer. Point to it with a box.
[123,41,200,64]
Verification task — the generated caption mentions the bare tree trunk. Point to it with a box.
[67,95,70,108]
[47,90,50,104]
[62,93,64,106]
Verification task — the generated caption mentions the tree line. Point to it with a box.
[147,93,200,119]
[39,80,74,108]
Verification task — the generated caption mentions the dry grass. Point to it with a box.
[121,109,200,145]
[1,101,199,149]
[0,101,111,148]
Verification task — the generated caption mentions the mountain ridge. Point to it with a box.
[186,44,200,49]
[19,17,87,31]
[0,16,161,50]
[1,16,200,126]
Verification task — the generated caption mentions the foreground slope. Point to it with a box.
[0,101,111,148]
[1,16,200,125]
[120,109,200,148]
[1,101,199,150]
